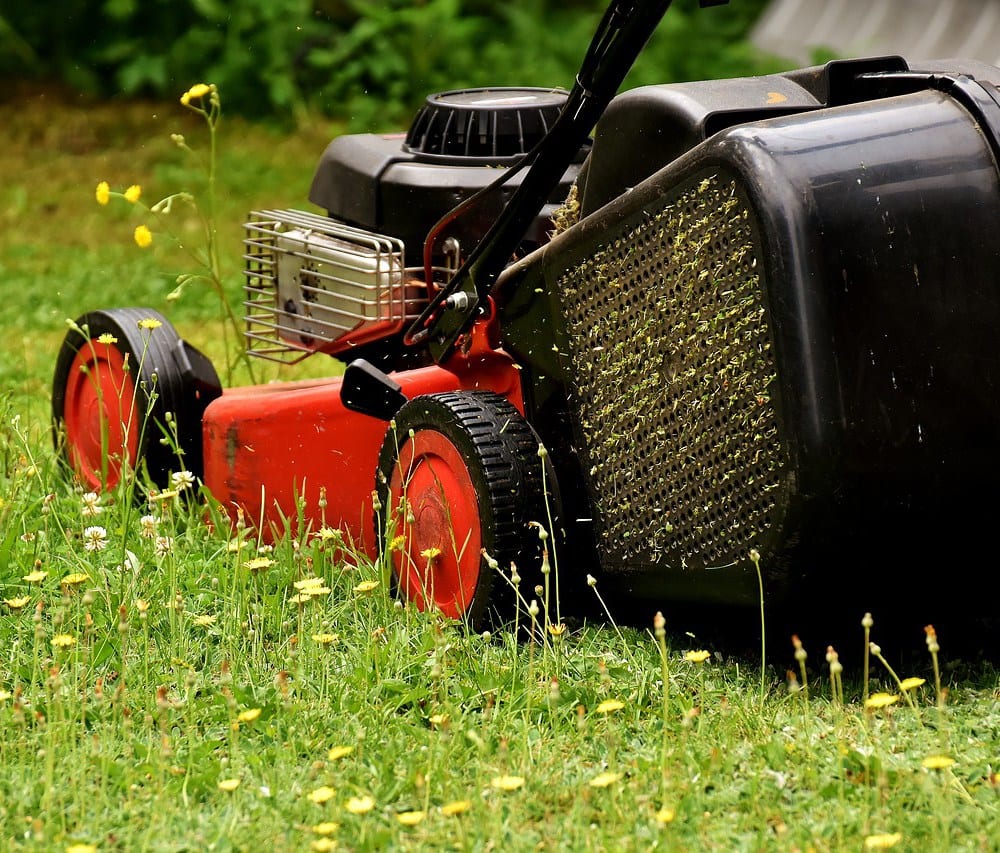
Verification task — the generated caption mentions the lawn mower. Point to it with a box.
[53,0,1000,629]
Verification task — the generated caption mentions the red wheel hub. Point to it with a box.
[62,341,139,490]
[388,429,482,618]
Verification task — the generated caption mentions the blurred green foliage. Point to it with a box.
[0,0,780,127]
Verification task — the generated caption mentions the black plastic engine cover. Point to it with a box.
[497,62,1000,618]
[309,127,585,267]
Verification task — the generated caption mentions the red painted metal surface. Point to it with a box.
[387,430,480,617]
[201,320,523,550]
[62,341,139,491]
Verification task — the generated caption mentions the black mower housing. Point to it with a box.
[497,56,1000,613]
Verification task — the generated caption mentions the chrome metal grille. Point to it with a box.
[557,174,786,569]
[243,209,418,363]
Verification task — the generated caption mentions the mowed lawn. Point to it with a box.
[0,84,998,851]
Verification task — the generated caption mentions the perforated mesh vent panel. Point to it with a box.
[557,173,786,569]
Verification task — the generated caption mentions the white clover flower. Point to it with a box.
[81,492,103,517]
[83,526,108,552]
[139,514,158,538]
[154,536,174,557]
[171,470,196,491]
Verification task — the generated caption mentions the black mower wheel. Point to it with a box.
[375,391,550,628]
[52,307,221,492]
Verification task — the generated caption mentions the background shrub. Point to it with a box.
[0,0,780,126]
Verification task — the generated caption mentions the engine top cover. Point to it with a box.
[404,87,569,163]
[309,87,585,266]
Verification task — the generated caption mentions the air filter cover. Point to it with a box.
[404,87,568,162]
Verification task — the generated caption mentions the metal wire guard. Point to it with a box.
[243,209,424,362]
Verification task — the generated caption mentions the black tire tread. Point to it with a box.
[375,390,549,627]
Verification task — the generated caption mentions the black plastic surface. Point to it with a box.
[579,56,1000,216]
[341,359,408,421]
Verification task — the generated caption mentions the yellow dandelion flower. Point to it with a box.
[420,547,442,560]
[864,692,899,710]
[389,535,405,551]
[655,807,676,825]
[327,745,354,761]
[490,775,524,791]
[308,785,336,805]
[137,317,161,330]
[244,557,275,572]
[441,800,471,816]
[67,844,98,853]
[227,539,248,552]
[396,810,426,826]
[4,596,31,610]
[124,184,142,203]
[237,708,261,723]
[684,650,711,664]
[588,771,622,788]
[95,181,110,205]
[921,755,956,770]
[217,778,241,792]
[303,586,332,597]
[294,577,325,590]
[429,713,449,727]
[312,633,339,645]
[311,822,340,835]
[289,593,316,605]
[135,598,150,614]
[345,794,375,814]
[864,832,902,849]
[133,225,153,248]
[96,333,118,345]
[547,623,567,637]
[23,569,47,583]
[149,487,178,501]
[353,580,379,594]
[594,698,625,714]
[899,677,926,692]
[182,83,212,103]
[52,634,77,649]
[61,572,89,587]
[192,614,217,627]
[310,840,337,853]
[315,526,342,542]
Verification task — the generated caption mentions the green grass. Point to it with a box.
[1,86,999,851]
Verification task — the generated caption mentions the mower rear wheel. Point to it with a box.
[52,307,221,492]
[376,391,548,627]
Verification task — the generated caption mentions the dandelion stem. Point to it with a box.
[750,548,766,702]
[654,611,670,802]
[862,612,873,704]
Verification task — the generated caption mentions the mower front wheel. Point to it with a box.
[52,307,221,492]
[375,391,548,628]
